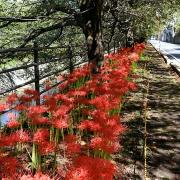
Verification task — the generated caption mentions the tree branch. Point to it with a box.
[0,21,12,28]
[0,17,78,59]
[0,16,40,22]
[45,27,64,47]
[0,3,77,29]
[20,17,77,48]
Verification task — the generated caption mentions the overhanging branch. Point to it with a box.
[20,17,77,48]
[0,21,12,28]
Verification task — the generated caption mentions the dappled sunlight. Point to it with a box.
[120,44,180,179]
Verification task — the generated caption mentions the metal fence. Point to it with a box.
[0,34,122,119]
[0,43,88,93]
[0,41,89,118]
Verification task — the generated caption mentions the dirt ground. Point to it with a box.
[116,44,180,180]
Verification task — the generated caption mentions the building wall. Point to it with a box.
[160,27,174,43]
[174,32,180,44]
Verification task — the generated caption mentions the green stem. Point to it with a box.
[55,128,60,144]
[61,128,64,140]
[50,126,55,142]
[32,143,39,170]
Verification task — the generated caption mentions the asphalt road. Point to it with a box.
[149,40,180,73]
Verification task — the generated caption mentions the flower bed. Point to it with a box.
[0,43,145,179]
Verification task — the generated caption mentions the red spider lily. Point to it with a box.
[33,129,49,144]
[43,95,57,112]
[87,109,126,140]
[30,117,49,125]
[67,76,78,84]
[74,96,89,105]
[128,81,138,91]
[18,95,32,103]
[64,134,77,143]
[108,81,129,97]
[15,104,27,111]
[66,167,89,180]
[0,104,8,112]
[90,95,110,111]
[7,120,20,128]
[52,118,69,129]
[90,110,107,124]
[24,89,40,100]
[64,134,81,154]
[90,137,120,153]
[56,167,66,178]
[16,130,30,143]
[6,93,18,105]
[53,105,71,117]
[0,156,20,178]
[66,155,116,180]
[68,90,87,97]
[133,43,145,54]
[20,172,51,180]
[28,105,47,115]
[68,65,89,80]
[128,52,140,62]
[0,43,145,178]
[0,130,30,147]
[38,141,56,155]
[66,143,81,154]
[24,89,38,96]
[78,120,101,132]
[44,80,52,90]
[27,106,48,122]
[65,65,89,86]
[99,121,126,140]
[58,81,68,91]
[0,133,18,147]
[108,96,121,110]
[55,94,74,104]
[93,83,110,95]
[109,68,129,79]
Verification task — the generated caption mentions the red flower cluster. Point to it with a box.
[0,130,30,147]
[0,104,8,112]
[65,156,116,180]
[64,134,81,154]
[20,172,51,180]
[0,156,20,178]
[33,128,55,155]
[0,43,145,179]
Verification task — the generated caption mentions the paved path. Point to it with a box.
[119,44,180,180]
[149,40,180,73]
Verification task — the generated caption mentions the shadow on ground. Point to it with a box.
[117,45,180,180]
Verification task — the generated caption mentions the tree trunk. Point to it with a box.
[79,0,104,73]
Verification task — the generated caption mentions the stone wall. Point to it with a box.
[174,32,180,44]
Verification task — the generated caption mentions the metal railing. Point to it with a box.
[0,42,87,95]
[0,36,122,117]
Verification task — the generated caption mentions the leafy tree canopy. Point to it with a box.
[0,0,179,63]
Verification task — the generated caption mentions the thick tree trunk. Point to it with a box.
[79,0,104,73]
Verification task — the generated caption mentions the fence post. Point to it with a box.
[33,41,40,105]
[117,41,120,52]
[108,43,110,54]
[68,45,74,73]
[114,39,116,53]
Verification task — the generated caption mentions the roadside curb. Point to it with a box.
[149,43,180,76]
